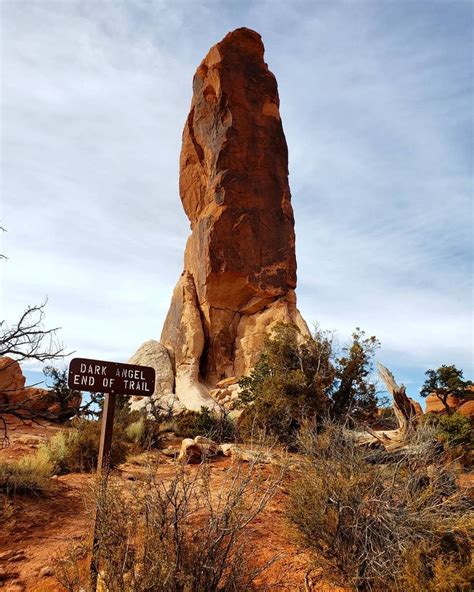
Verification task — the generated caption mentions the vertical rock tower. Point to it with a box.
[146,28,309,410]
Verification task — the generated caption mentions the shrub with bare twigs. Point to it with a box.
[288,420,473,591]
[54,458,285,591]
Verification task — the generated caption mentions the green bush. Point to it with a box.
[237,323,380,445]
[173,407,235,442]
[435,412,473,448]
[41,419,128,473]
[125,417,162,449]
[238,324,332,445]
[0,448,54,494]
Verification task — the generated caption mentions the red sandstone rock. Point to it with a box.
[0,357,25,405]
[458,400,474,418]
[409,398,423,416]
[0,356,80,417]
[425,387,474,417]
[160,28,309,409]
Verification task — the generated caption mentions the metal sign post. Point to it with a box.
[68,357,155,588]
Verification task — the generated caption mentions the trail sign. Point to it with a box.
[68,357,155,397]
[68,357,155,472]
[68,356,156,587]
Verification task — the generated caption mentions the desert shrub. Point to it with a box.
[55,460,284,591]
[1,494,14,527]
[173,407,235,442]
[125,417,162,449]
[41,419,127,474]
[396,541,474,592]
[422,412,474,468]
[43,365,82,420]
[434,412,473,448]
[237,324,380,445]
[238,324,332,445]
[287,421,472,591]
[330,328,380,422]
[0,448,54,494]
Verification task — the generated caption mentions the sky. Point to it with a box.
[1,0,473,405]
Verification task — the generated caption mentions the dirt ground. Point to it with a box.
[0,418,344,592]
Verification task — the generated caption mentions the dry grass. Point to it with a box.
[288,420,473,591]
[0,448,54,494]
[39,419,128,474]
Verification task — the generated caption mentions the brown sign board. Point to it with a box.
[68,357,155,397]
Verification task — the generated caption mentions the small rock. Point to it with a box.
[194,435,221,455]
[216,376,237,388]
[0,550,16,561]
[39,566,54,578]
[15,435,44,446]
[177,439,202,463]
[220,444,234,456]
[0,550,25,563]
[6,579,25,592]
[161,448,177,457]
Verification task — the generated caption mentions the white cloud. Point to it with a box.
[1,1,472,401]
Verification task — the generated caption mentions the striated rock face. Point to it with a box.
[409,399,423,416]
[160,28,309,408]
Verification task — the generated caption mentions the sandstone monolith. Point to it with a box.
[132,28,309,411]
[159,28,309,409]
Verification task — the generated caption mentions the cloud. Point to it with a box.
[1,1,472,403]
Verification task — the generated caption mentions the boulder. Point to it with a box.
[161,28,309,409]
[177,438,203,463]
[177,436,228,463]
[128,340,176,413]
[458,400,474,419]
[0,357,25,405]
[194,435,221,455]
[216,377,238,389]
[425,393,465,414]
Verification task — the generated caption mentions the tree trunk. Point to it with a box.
[377,363,419,439]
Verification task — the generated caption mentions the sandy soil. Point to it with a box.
[0,418,344,592]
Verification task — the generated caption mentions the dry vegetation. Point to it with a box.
[54,459,285,592]
[1,326,472,591]
[288,421,473,591]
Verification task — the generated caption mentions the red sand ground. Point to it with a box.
[0,418,344,592]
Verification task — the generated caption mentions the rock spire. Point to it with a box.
[133,28,309,411]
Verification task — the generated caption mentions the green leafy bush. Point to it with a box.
[237,323,380,445]
[435,412,473,448]
[238,324,332,445]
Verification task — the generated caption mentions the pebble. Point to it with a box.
[39,566,54,577]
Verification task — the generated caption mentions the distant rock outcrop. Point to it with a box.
[0,356,81,417]
[154,28,309,410]
[425,388,474,418]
